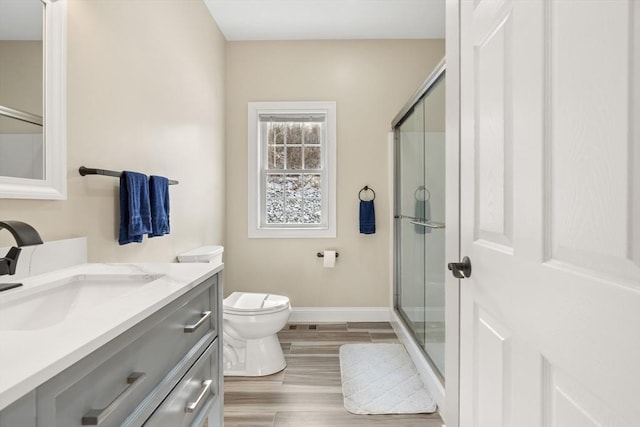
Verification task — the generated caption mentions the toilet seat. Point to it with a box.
[224,292,290,315]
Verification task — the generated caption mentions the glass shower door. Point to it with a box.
[395,73,446,379]
[397,99,427,351]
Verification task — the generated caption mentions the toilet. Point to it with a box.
[223,291,291,376]
[177,246,292,377]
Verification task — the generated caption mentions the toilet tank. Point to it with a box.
[177,245,224,264]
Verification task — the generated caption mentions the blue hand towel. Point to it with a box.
[118,171,152,245]
[359,200,376,234]
[148,175,170,238]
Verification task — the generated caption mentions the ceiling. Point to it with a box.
[203,0,445,41]
[0,0,445,42]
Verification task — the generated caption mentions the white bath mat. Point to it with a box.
[339,343,437,415]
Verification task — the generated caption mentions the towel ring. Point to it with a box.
[414,186,431,201]
[359,186,375,201]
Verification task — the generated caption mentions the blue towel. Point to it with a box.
[148,175,170,237]
[359,200,376,234]
[119,171,152,245]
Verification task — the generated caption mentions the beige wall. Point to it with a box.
[0,0,227,261]
[225,40,444,307]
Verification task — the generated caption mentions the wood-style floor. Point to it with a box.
[222,322,444,427]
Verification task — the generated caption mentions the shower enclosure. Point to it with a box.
[393,61,446,380]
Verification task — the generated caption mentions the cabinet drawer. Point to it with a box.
[144,339,219,427]
[37,276,218,427]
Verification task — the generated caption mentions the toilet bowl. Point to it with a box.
[177,247,292,376]
[223,292,291,376]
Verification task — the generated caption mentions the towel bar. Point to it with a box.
[79,166,179,185]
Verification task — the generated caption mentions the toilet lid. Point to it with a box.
[224,292,290,314]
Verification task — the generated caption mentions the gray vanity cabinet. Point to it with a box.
[0,272,223,427]
[143,340,218,427]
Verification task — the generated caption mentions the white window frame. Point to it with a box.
[248,101,336,238]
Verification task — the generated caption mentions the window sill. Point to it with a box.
[248,227,336,239]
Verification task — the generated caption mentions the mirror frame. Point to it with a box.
[0,0,66,200]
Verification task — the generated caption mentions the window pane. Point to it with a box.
[267,199,285,223]
[286,147,302,169]
[271,124,285,144]
[287,123,302,144]
[303,174,321,224]
[267,173,284,194]
[285,174,302,198]
[304,198,322,224]
[303,174,322,224]
[304,123,321,145]
[302,174,321,197]
[304,147,321,169]
[285,198,303,223]
[267,145,284,169]
[266,174,285,223]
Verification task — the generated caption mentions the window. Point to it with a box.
[248,101,336,238]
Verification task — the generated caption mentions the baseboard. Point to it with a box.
[289,307,391,323]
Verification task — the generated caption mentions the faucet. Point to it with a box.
[0,221,43,276]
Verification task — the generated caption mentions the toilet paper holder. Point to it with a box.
[317,252,339,258]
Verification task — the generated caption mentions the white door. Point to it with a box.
[457,0,640,426]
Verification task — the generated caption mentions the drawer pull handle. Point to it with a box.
[185,379,213,413]
[81,372,146,425]
[184,311,212,333]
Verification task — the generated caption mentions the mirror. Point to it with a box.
[0,0,66,199]
[0,0,44,181]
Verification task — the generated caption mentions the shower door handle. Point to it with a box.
[448,256,472,279]
[409,220,445,229]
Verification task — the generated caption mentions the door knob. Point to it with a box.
[448,256,472,279]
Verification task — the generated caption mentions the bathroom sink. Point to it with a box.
[0,274,163,331]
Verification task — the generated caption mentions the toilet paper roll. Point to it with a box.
[323,250,336,268]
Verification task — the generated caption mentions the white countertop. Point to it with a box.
[0,262,222,411]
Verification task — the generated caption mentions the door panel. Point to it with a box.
[548,367,618,427]
[460,0,640,426]
[475,307,511,427]
[549,1,639,284]
[474,7,513,248]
